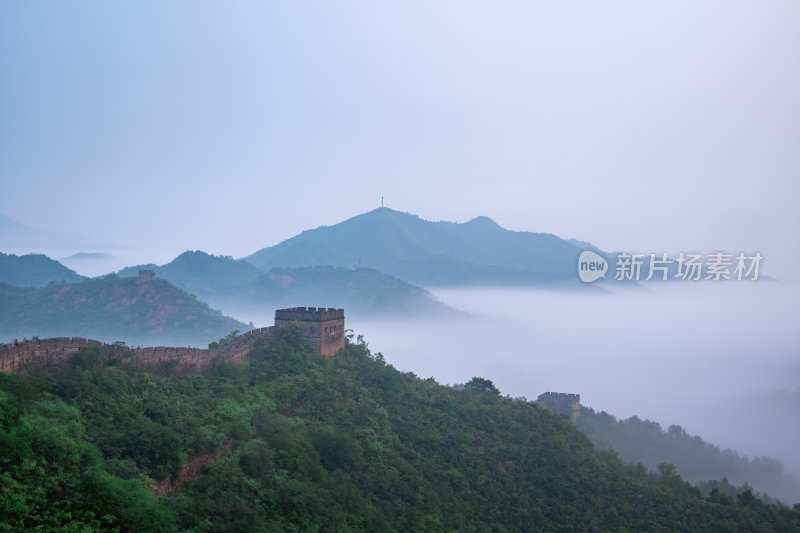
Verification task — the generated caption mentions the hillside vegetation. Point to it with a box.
[239,266,457,317]
[245,208,587,286]
[118,252,456,317]
[576,407,800,505]
[0,252,84,287]
[0,274,247,346]
[116,251,264,302]
[0,328,798,531]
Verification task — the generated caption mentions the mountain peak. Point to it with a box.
[245,208,584,286]
[362,207,420,220]
[0,252,84,287]
[465,215,501,228]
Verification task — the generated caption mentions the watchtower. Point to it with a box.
[536,392,581,422]
[274,307,345,356]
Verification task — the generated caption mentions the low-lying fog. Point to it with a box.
[342,281,799,481]
[187,276,799,484]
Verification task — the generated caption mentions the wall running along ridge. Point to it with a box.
[0,327,275,376]
[0,306,346,375]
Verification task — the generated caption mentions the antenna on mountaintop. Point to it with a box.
[381,196,384,208]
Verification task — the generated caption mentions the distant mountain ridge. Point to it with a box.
[245,208,588,286]
[0,252,84,287]
[0,272,248,346]
[118,251,455,318]
[239,265,457,317]
[117,251,265,302]
[575,407,800,505]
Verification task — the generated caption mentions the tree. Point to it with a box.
[208,330,240,349]
[464,377,500,396]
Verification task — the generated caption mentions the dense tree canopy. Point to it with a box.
[1,326,798,531]
[577,406,800,505]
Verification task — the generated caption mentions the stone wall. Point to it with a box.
[0,327,277,377]
[274,307,344,324]
[0,307,347,375]
[320,316,345,356]
[536,392,581,422]
[274,307,345,356]
[0,337,104,374]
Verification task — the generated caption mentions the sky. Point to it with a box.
[2,2,800,497]
[1,1,799,277]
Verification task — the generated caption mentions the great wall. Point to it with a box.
[0,307,346,376]
[536,392,581,421]
[1,306,584,426]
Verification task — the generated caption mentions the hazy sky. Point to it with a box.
[2,2,799,276]
[2,3,799,493]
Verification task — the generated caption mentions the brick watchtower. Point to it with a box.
[274,307,345,356]
[536,392,581,422]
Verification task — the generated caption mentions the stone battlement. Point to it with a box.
[274,307,345,322]
[536,392,581,422]
[0,327,278,376]
[0,337,103,374]
[0,307,347,375]
[274,307,345,356]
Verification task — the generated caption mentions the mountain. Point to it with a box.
[573,406,800,505]
[244,208,587,286]
[117,250,265,301]
[118,251,456,318]
[1,333,797,530]
[59,252,117,276]
[0,271,248,346]
[240,266,457,317]
[0,252,85,287]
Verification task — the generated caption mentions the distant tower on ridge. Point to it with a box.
[536,392,581,422]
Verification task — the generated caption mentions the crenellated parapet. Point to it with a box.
[274,307,345,323]
[0,328,277,376]
[536,392,581,422]
[274,307,345,356]
[0,307,346,375]
[0,337,103,374]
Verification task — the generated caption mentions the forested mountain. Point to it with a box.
[238,266,457,317]
[118,251,457,317]
[0,329,797,531]
[0,273,247,346]
[575,407,800,505]
[0,251,84,287]
[245,208,589,286]
[117,251,265,301]
[60,252,117,275]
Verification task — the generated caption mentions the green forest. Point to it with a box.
[116,251,457,318]
[577,407,800,505]
[1,327,799,532]
[0,275,247,347]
